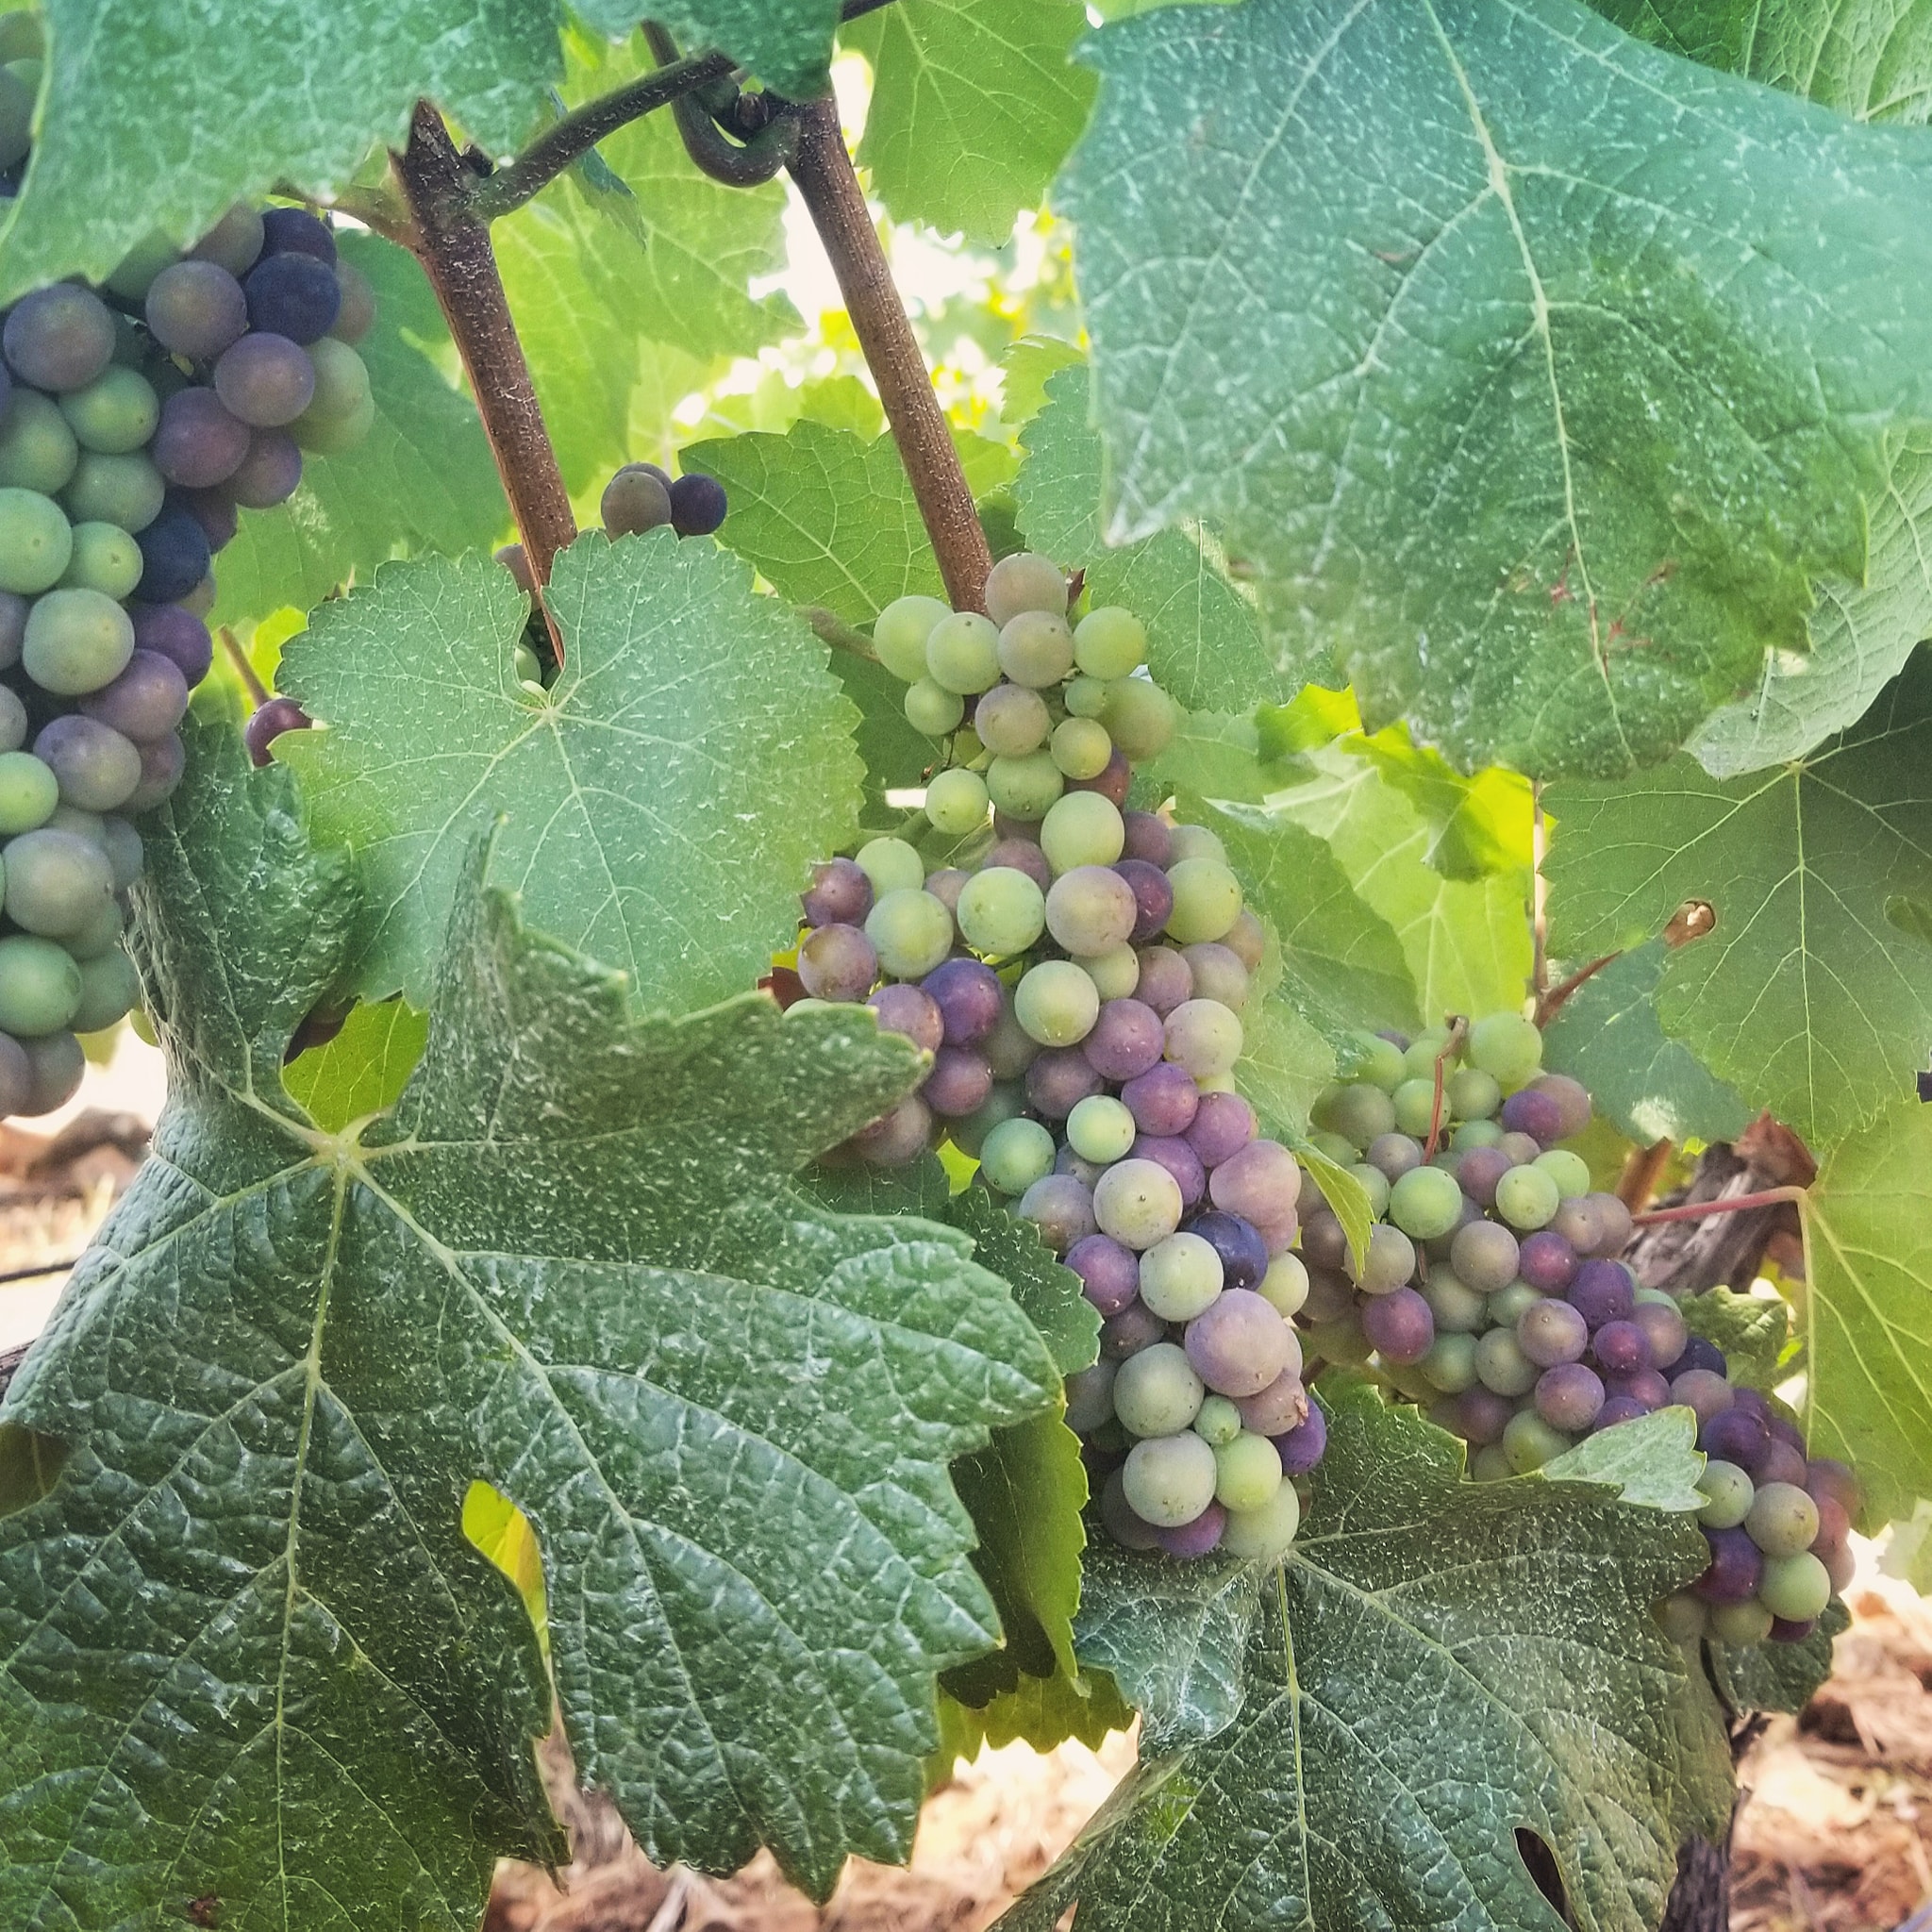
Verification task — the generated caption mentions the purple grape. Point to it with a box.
[1067,1234,1140,1317]
[1454,1386,1513,1445]
[923,1046,992,1118]
[1155,1501,1225,1559]
[852,1093,932,1166]
[37,714,141,809]
[1121,810,1173,866]
[796,922,877,1001]
[1057,1143,1104,1187]
[1587,1191,1635,1255]
[1497,1131,1543,1167]
[669,472,727,537]
[1546,1194,1601,1252]
[1457,1144,1511,1207]
[1450,1218,1519,1292]
[1208,1139,1299,1224]
[1605,1367,1670,1410]
[923,957,1002,1046]
[1184,1289,1289,1396]
[1274,1401,1327,1474]
[602,468,672,536]
[214,331,316,427]
[153,390,250,488]
[1366,1131,1424,1181]
[1769,1616,1818,1644]
[1729,1386,1770,1418]
[867,982,942,1053]
[1591,1320,1651,1374]
[1517,1229,1577,1292]
[124,730,187,811]
[1536,1361,1605,1432]
[1019,1173,1096,1254]
[1239,1369,1308,1436]
[240,696,310,769]
[1807,1457,1861,1515]
[1674,1336,1728,1377]
[1068,745,1130,807]
[1102,1302,1165,1358]
[1026,1046,1103,1120]
[1113,858,1174,942]
[1133,945,1192,1016]
[1084,997,1164,1081]
[1567,1258,1636,1329]
[130,604,213,686]
[991,809,1041,842]
[1631,1300,1688,1372]
[1187,1091,1257,1169]
[79,650,190,742]
[1757,1440,1809,1490]
[1591,1395,1649,1432]
[1695,1525,1763,1604]
[1670,1368,1735,1424]
[146,260,250,361]
[1811,1493,1852,1558]
[182,488,239,552]
[803,857,873,927]
[260,207,338,264]
[1500,1087,1564,1142]
[924,868,970,915]
[1529,1074,1592,1139]
[980,837,1051,891]
[5,285,116,390]
[1133,1134,1206,1208]
[1766,1411,1806,1455]
[1518,1298,1588,1367]
[1121,1060,1199,1137]
[1701,1406,1771,1474]
[223,429,304,508]
[1099,1471,1161,1549]
[1360,1286,1433,1363]
[244,251,341,344]
[1189,1210,1267,1291]
[1298,1208,1347,1272]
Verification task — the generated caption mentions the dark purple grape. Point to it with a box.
[1529,1074,1592,1138]
[1154,1500,1226,1559]
[223,429,304,509]
[1729,1385,1770,1418]
[1098,1471,1160,1549]
[1456,1144,1511,1207]
[79,649,190,742]
[1500,1087,1564,1142]
[866,982,941,1053]
[153,390,250,488]
[1121,809,1172,866]
[1606,1367,1670,1409]
[1567,1258,1636,1329]
[259,206,338,264]
[145,260,249,360]
[796,921,877,1001]
[1068,745,1131,808]
[1695,1526,1763,1604]
[1133,1134,1206,1208]
[1517,1229,1577,1292]
[1591,1320,1651,1374]
[244,251,342,344]
[1102,1302,1165,1359]
[1673,1335,1727,1377]
[130,604,212,685]
[214,331,316,427]
[1188,1210,1267,1291]
[1366,1131,1424,1181]
[1769,1616,1818,1644]
[668,472,727,537]
[923,1046,992,1118]
[1274,1402,1327,1474]
[1807,1457,1861,1515]
[1110,1067,1190,1143]
[980,837,1051,892]
[6,285,116,390]
[1066,1234,1139,1318]
[125,731,187,811]
[243,696,311,769]
[923,957,1001,1046]
[1085,997,1164,1082]
[1591,1395,1648,1432]
[1700,1406,1771,1474]
[1299,1208,1348,1272]
[1454,1386,1513,1445]
[182,488,240,553]
[1536,1361,1605,1432]
[601,466,672,537]
[802,856,872,928]
[1025,1045,1103,1120]
[1765,1411,1806,1454]
[1361,1286,1433,1363]
[1187,1091,1257,1169]
[1113,858,1174,942]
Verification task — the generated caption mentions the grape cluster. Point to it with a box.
[1303,1014,1853,1644]
[790,552,1317,1563]
[0,14,374,1108]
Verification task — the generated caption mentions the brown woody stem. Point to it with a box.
[1634,1186,1807,1226]
[1535,950,1619,1027]
[392,105,577,634]
[786,97,991,610]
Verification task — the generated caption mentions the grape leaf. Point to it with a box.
[275,534,864,1015]
[1707,1599,1849,1716]
[282,997,432,1135]
[1057,0,1932,776]
[1236,997,1339,1147]
[1678,1287,1796,1393]
[1805,1101,1932,1524]
[1344,724,1536,880]
[1542,941,1752,1149]
[1000,335,1087,428]
[935,1666,1134,1764]
[1544,657,1932,1146]
[1013,1380,1731,1932]
[843,0,1096,246]
[574,0,844,95]
[1291,1139,1374,1277]
[0,710,1061,1918]
[1016,368,1278,712]
[212,233,509,631]
[1543,1406,1707,1512]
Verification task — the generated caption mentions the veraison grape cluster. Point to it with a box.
[1301,1013,1854,1645]
[0,16,373,1112]
[788,552,1318,1563]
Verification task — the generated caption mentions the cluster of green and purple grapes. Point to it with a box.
[0,17,373,1114]
[788,552,1318,1563]
[1302,1017,1853,1644]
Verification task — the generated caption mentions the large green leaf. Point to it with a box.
[1057,0,1932,776]
[275,534,864,1014]
[844,0,1095,246]
[1542,1406,1707,1512]
[1707,1599,1848,1716]
[1016,367,1280,712]
[1806,1101,1932,1524]
[1544,657,1932,1146]
[1015,1382,1731,1932]
[0,713,1059,1919]
[212,233,508,629]
[575,0,842,94]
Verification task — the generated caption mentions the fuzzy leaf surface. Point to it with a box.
[1058,0,1932,775]
[1543,1406,1707,1512]
[276,535,863,1014]
[574,0,843,95]
[1707,1600,1848,1715]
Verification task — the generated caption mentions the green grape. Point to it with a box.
[1708,1599,1774,1646]
[956,866,1046,958]
[1214,1430,1283,1511]
[984,550,1067,626]
[924,767,990,836]
[1163,997,1242,1078]
[63,895,124,961]
[290,339,373,454]
[1502,1409,1569,1472]
[1445,1067,1501,1120]
[904,677,965,736]
[998,609,1075,688]
[1402,1026,1454,1080]
[864,888,954,979]
[1192,1394,1242,1448]
[974,682,1050,757]
[1073,605,1146,678]
[104,230,176,302]
[1468,1010,1543,1085]
[1165,857,1242,944]
[1046,864,1137,953]
[1068,1093,1137,1164]
[1341,1030,1407,1092]
[924,610,1002,693]
[59,521,143,599]
[1312,1080,1397,1149]
[1388,1164,1464,1239]
[1470,1444,1514,1482]
[1113,1341,1205,1438]
[1494,1164,1560,1230]
[1744,1481,1820,1557]
[0,935,82,1036]
[71,947,140,1033]
[1488,1279,1541,1326]
[1076,942,1140,1000]
[0,393,79,495]
[1041,791,1124,873]
[1014,958,1100,1046]
[872,593,950,682]
[3,828,114,938]
[1532,1149,1591,1198]
[1422,1268,1486,1334]
[97,815,142,891]
[987,749,1063,820]
[1350,1161,1391,1216]
[1257,1252,1309,1318]
[1421,1330,1479,1391]
[1122,1432,1217,1526]
[1308,1129,1358,1167]
[1138,1229,1223,1321]
[62,452,165,533]
[1063,674,1109,719]
[58,368,160,455]
[855,836,924,898]
[24,589,136,696]
[1474,1327,1539,1397]
[1757,1551,1832,1623]
[1391,1075,1439,1137]
[1222,1479,1301,1559]
[1656,1593,1708,1643]
[1168,824,1226,866]
[1093,1157,1183,1249]
[979,1115,1056,1195]
[0,752,57,835]
[1451,1119,1504,1151]
[1099,675,1176,760]
[1050,716,1113,779]
[513,642,541,686]
[0,490,74,594]
[951,1080,1026,1156]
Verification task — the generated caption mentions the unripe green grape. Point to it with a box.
[1139,1229,1224,1320]
[1758,1551,1832,1623]
[59,367,161,455]
[1050,715,1113,779]
[1502,1408,1569,1472]
[0,489,73,594]
[1494,1163,1560,1230]
[855,836,924,899]
[290,340,373,454]
[1193,1393,1242,1448]
[63,895,125,961]
[1215,1430,1283,1511]
[905,677,965,736]
[4,827,114,938]
[987,749,1063,821]
[956,865,1046,958]
[1073,605,1146,678]
[1222,1478,1301,1559]
[1421,1330,1479,1391]
[59,521,143,599]
[1308,1129,1358,1166]
[1474,1328,1539,1397]
[1445,1067,1501,1120]
[1484,1280,1538,1328]
[104,230,176,302]
[951,724,984,764]
[1468,1010,1543,1085]
[24,589,134,694]
[1342,1030,1407,1092]
[1656,1593,1708,1643]
[974,681,1050,757]
[1164,998,1242,1079]
[1471,1444,1514,1482]
[1114,1341,1205,1438]
[1041,791,1124,873]
[998,608,1075,688]
[1708,1599,1774,1646]
[1351,1221,1416,1293]
[864,888,954,979]
[1313,1081,1397,1149]
[873,593,951,682]
[0,395,78,495]
[1165,857,1242,944]
[1168,824,1226,866]
[980,1115,1056,1195]
[1064,673,1109,718]
[1422,1268,1487,1334]
[952,1080,1026,1156]
[0,752,56,834]
[1744,1481,1820,1557]
[1401,1026,1454,1081]
[924,610,1002,693]
[1076,943,1141,1000]
[984,550,1067,626]
[1122,1431,1217,1526]
[0,934,82,1035]
[62,452,164,533]
[1068,1093,1137,1164]
[1351,1162,1391,1216]
[1391,1075,1439,1138]
[1452,1119,1504,1151]
[1014,958,1099,1046]
[1388,1163,1464,1239]
[1257,1252,1309,1318]
[924,766,990,836]
[1100,675,1177,760]
[70,946,140,1033]
[1093,1156,1184,1249]
[1532,1149,1591,1198]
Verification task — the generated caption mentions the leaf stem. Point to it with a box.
[1633,1186,1807,1226]
[1534,950,1619,1027]
[391,105,577,621]
[802,605,879,662]
[219,626,271,708]
[1421,1015,1469,1160]
[785,96,992,610]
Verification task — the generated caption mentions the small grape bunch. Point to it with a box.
[787,552,1319,1562]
